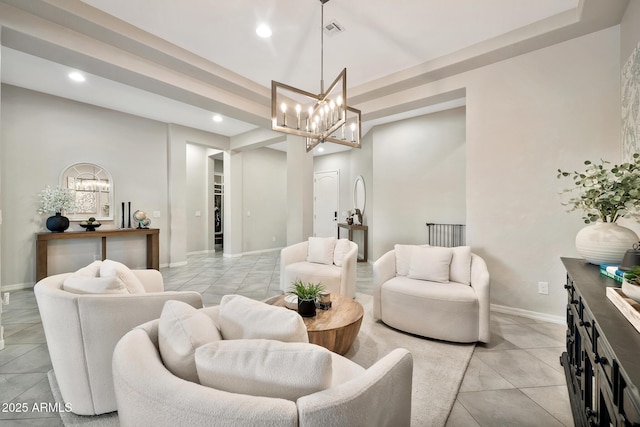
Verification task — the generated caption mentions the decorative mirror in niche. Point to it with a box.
[60,162,114,221]
[353,175,366,218]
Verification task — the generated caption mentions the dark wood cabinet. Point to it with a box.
[562,258,640,427]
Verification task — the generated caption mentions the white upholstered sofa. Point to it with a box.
[113,295,413,427]
[34,264,203,415]
[373,245,490,343]
[280,237,358,298]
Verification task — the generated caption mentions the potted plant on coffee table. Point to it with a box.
[289,280,324,317]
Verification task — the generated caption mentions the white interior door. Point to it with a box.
[314,170,339,237]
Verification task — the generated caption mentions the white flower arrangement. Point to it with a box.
[37,186,77,214]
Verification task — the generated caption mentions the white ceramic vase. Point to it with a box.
[622,279,640,303]
[575,222,638,265]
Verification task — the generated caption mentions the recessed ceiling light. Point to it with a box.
[68,72,86,82]
[317,146,325,152]
[212,114,223,123]
[256,24,272,38]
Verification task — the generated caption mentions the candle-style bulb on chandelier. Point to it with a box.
[271,0,362,152]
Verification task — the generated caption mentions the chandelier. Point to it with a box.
[271,0,361,152]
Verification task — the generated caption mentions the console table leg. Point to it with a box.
[147,233,159,270]
[101,237,107,261]
[36,240,48,282]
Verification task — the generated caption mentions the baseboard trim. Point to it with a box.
[2,283,33,292]
[222,247,282,258]
[491,303,565,325]
[186,250,213,256]
[168,261,188,268]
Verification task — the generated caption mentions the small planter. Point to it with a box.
[298,299,317,317]
[622,279,640,303]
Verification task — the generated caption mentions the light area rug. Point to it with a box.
[47,371,118,427]
[48,293,474,427]
[347,293,475,427]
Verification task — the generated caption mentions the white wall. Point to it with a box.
[242,147,287,252]
[313,132,375,260]
[621,0,640,65]
[1,85,169,283]
[186,143,209,253]
[372,107,466,258]
[464,27,620,316]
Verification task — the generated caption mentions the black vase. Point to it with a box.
[298,299,317,317]
[46,212,70,233]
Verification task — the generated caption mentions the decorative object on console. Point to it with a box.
[620,242,640,271]
[270,0,361,153]
[574,222,638,265]
[38,185,76,233]
[346,209,355,225]
[622,265,640,303]
[120,201,134,229]
[133,210,151,229]
[557,154,640,265]
[60,162,113,221]
[289,280,324,317]
[354,208,363,225]
[79,217,101,231]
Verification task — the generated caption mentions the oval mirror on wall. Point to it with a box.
[59,162,114,221]
[353,175,366,216]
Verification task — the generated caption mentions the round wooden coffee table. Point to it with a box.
[269,293,364,355]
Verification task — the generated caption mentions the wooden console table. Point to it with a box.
[36,228,160,281]
[337,223,368,262]
[561,258,640,426]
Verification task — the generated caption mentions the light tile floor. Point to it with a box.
[0,251,573,426]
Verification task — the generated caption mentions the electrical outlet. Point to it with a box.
[272,236,276,242]
[153,211,161,218]
[3,292,9,305]
[538,281,549,295]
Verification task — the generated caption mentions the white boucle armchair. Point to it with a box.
[112,305,413,427]
[373,246,490,343]
[280,238,358,298]
[34,270,203,415]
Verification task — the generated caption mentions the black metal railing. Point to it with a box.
[426,223,466,247]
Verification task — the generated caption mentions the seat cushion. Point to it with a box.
[379,276,479,342]
[195,339,333,401]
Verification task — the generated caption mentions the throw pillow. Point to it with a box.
[307,236,336,265]
[450,246,472,285]
[62,276,128,294]
[407,246,454,283]
[394,244,429,276]
[74,260,102,278]
[218,294,308,342]
[99,259,146,294]
[333,238,351,266]
[158,300,222,383]
[196,339,332,401]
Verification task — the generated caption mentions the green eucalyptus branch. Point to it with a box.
[557,153,640,224]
